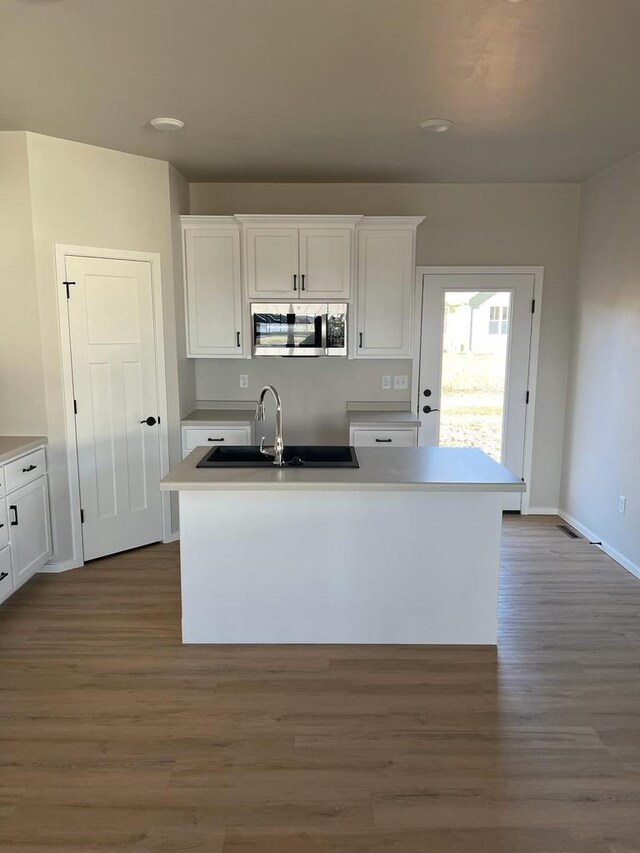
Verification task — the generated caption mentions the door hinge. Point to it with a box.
[525,390,530,404]
[531,298,536,314]
[73,399,78,415]
[80,509,85,524]
[63,281,75,299]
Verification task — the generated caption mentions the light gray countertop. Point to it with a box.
[182,409,255,428]
[0,436,47,466]
[348,410,421,427]
[161,446,525,493]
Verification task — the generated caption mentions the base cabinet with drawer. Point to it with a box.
[182,423,255,458]
[0,443,52,605]
[350,426,419,448]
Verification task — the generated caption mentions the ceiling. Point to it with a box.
[2,0,640,182]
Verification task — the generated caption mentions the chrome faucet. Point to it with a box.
[256,385,285,466]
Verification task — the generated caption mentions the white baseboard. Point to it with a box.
[39,558,82,574]
[558,510,640,582]
[163,531,180,543]
[524,506,559,516]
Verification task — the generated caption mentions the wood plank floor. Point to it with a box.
[1,515,640,852]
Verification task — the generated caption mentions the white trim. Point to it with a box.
[54,244,171,569]
[526,507,559,516]
[181,215,238,229]
[558,511,640,582]
[163,531,180,544]
[412,266,544,515]
[358,216,426,229]
[39,559,80,574]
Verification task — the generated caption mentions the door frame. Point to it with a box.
[411,266,544,515]
[54,244,171,569]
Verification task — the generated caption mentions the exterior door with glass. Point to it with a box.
[418,272,535,511]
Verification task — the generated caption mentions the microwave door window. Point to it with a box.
[293,314,322,348]
[254,313,290,349]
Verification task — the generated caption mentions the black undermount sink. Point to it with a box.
[196,445,359,469]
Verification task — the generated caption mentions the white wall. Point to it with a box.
[190,182,581,509]
[0,133,47,435]
[24,133,187,560]
[561,153,640,570]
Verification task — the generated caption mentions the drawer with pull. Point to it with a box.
[350,428,418,448]
[0,500,8,549]
[182,426,252,456]
[4,448,47,493]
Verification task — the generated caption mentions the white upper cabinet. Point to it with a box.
[237,216,360,300]
[298,228,352,298]
[183,218,247,358]
[354,217,424,359]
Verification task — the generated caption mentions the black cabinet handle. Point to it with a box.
[375,438,393,443]
[207,437,225,442]
[359,332,363,348]
[0,523,4,529]
[22,464,37,473]
[0,572,8,582]
[140,416,157,426]
[9,505,18,526]
[301,274,305,291]
[293,274,297,291]
[236,331,241,347]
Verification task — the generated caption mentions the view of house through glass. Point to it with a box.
[439,291,511,462]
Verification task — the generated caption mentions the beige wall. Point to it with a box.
[25,133,185,561]
[190,182,581,509]
[561,154,640,569]
[0,133,47,435]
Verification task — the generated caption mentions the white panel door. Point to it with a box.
[184,227,245,357]
[355,228,414,357]
[298,228,352,298]
[8,477,52,584]
[245,228,300,298]
[418,273,535,511]
[66,256,163,561]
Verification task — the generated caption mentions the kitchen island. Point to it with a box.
[160,446,524,645]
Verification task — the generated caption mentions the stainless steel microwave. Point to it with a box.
[251,303,348,357]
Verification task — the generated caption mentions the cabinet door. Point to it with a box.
[298,228,352,298]
[355,229,414,358]
[0,546,13,604]
[184,227,245,357]
[350,428,418,447]
[8,476,52,586]
[245,228,299,298]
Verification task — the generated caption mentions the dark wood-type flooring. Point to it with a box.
[1,515,640,851]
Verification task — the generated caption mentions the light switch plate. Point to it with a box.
[393,375,409,390]
[381,375,392,390]
[239,374,249,389]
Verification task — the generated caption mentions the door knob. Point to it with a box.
[140,416,157,426]
[423,405,440,414]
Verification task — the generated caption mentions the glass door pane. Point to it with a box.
[439,291,511,462]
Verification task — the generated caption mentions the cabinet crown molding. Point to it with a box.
[181,215,239,228]
[357,216,425,229]
[234,214,363,227]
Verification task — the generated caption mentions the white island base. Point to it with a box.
[178,487,504,645]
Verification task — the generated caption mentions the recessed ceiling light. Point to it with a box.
[149,117,185,132]
[419,118,453,133]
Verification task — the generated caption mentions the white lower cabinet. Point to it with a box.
[350,427,418,447]
[0,443,52,606]
[0,545,13,605]
[8,477,52,585]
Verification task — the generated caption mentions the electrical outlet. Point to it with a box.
[239,374,249,389]
[381,375,392,390]
[618,495,627,515]
[393,375,409,390]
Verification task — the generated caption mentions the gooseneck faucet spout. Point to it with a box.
[256,385,285,466]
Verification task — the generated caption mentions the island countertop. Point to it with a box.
[161,446,525,493]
